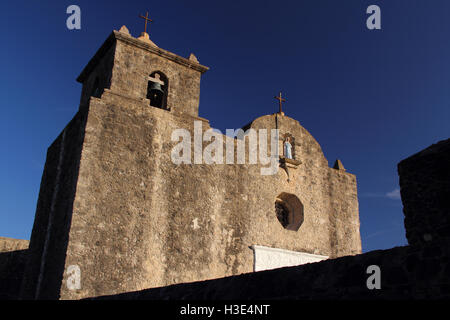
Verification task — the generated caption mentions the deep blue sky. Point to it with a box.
[0,1,449,253]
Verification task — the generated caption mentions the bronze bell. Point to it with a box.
[149,81,164,99]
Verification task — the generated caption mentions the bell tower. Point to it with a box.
[77,25,209,117]
[147,72,168,110]
[21,24,211,300]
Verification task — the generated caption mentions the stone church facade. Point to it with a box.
[13,26,361,299]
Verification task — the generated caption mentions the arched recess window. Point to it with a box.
[275,193,304,231]
[147,71,169,110]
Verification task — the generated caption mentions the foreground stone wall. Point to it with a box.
[0,237,29,300]
[398,138,450,247]
[93,242,450,300]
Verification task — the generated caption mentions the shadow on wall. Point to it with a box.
[0,250,28,300]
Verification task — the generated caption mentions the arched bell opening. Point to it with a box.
[147,71,169,110]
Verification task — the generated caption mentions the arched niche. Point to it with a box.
[147,71,169,110]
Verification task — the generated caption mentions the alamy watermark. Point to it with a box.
[171,121,280,175]
[366,5,381,30]
[366,265,381,290]
[66,5,380,32]
[66,5,81,30]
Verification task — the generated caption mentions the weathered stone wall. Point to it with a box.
[78,41,115,109]
[0,237,28,253]
[327,169,361,257]
[20,111,87,300]
[91,138,450,300]
[92,242,450,300]
[0,237,28,300]
[112,35,204,117]
[20,29,360,300]
[13,135,450,301]
[247,115,361,258]
[398,138,450,247]
[51,89,360,299]
[77,30,207,118]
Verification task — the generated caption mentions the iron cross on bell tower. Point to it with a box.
[275,92,286,115]
[139,11,153,34]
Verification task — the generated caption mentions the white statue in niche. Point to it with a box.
[284,136,293,159]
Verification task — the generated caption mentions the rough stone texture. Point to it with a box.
[77,31,208,118]
[137,32,157,47]
[92,242,450,300]
[118,25,130,36]
[48,97,359,300]
[333,159,345,171]
[78,39,115,109]
[90,137,450,300]
[20,112,87,300]
[16,30,361,300]
[398,138,450,247]
[0,237,28,253]
[0,237,28,300]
